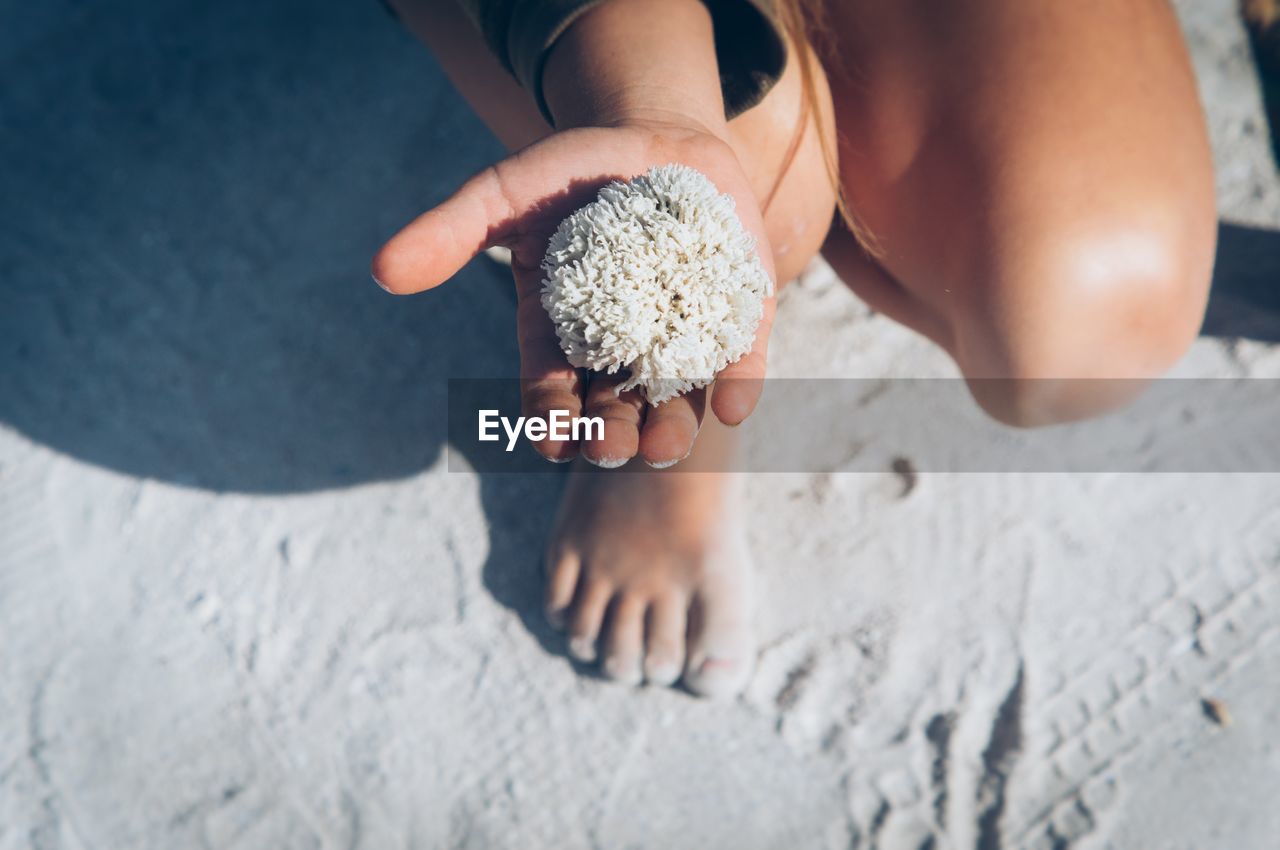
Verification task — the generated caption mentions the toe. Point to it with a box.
[601,593,646,685]
[643,593,688,686]
[682,589,754,700]
[543,545,580,630]
[567,576,613,663]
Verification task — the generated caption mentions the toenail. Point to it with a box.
[699,656,738,672]
[645,662,680,685]
[604,657,642,685]
[568,635,597,662]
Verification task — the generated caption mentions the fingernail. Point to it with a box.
[371,272,392,293]
[585,455,629,469]
[545,607,566,630]
[645,447,692,469]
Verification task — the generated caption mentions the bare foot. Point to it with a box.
[543,419,754,698]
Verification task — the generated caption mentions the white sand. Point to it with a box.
[1,0,1278,847]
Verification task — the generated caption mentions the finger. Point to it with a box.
[371,165,515,295]
[638,388,706,468]
[711,295,774,426]
[516,289,583,462]
[580,373,645,468]
[371,137,626,295]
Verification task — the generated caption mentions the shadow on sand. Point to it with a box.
[2,0,1278,658]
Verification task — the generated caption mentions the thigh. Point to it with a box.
[818,0,1217,368]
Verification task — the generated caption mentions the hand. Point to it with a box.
[371,119,776,466]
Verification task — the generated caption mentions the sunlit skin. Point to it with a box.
[374,0,1215,695]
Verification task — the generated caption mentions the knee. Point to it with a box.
[954,224,1214,428]
[728,31,838,285]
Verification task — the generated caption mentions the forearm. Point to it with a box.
[541,0,728,134]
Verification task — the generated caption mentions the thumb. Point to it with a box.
[371,164,515,295]
[372,131,635,295]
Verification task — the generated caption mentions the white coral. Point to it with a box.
[539,164,772,405]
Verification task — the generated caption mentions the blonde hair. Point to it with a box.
[771,0,879,254]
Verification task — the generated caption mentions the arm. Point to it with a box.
[373,0,778,465]
[541,0,727,134]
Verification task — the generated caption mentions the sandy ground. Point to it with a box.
[2,0,1279,847]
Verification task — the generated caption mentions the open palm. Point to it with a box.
[372,123,777,466]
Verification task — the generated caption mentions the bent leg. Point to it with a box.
[819,0,1217,425]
